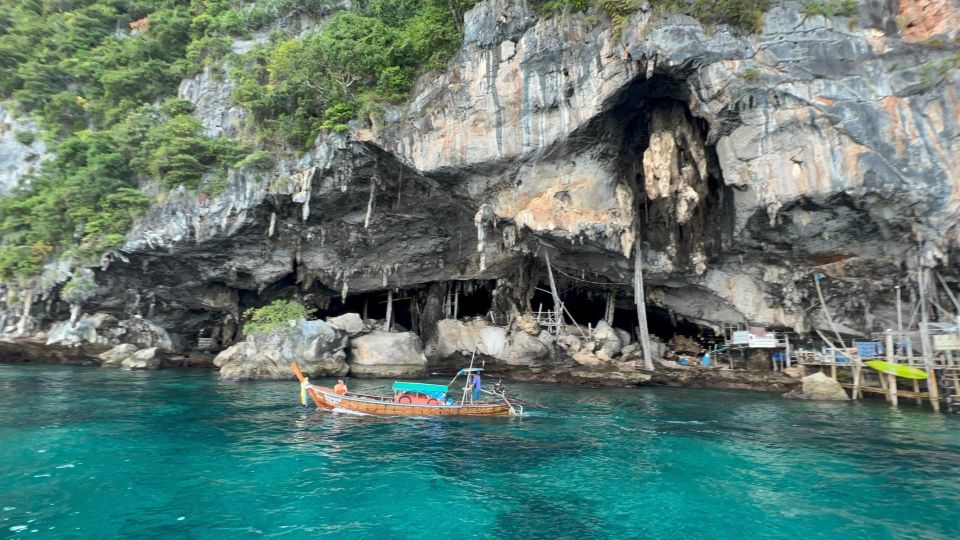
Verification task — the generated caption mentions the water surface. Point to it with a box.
[1,365,958,539]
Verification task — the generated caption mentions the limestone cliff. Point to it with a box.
[1,1,958,383]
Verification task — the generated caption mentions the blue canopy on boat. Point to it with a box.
[392,382,448,399]
[456,368,484,375]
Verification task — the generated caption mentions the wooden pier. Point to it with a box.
[795,328,960,412]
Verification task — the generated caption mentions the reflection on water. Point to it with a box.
[1,364,958,539]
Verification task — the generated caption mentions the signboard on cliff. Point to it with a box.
[748,334,778,348]
[933,334,960,350]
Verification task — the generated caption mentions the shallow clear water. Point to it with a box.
[1,365,958,539]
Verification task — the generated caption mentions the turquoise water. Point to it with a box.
[1,365,958,539]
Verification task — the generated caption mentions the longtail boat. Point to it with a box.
[291,362,522,417]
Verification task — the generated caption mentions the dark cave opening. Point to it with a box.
[528,280,716,345]
[450,280,495,319]
[645,305,715,343]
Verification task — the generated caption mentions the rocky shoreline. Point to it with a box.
[0,309,807,395]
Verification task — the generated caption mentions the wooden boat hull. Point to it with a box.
[306,386,514,416]
[290,362,516,417]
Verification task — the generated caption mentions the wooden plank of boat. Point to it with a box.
[290,362,514,417]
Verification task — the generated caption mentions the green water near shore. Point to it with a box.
[1,364,958,539]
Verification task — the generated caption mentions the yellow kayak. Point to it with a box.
[865,360,928,379]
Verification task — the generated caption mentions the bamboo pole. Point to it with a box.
[935,271,960,316]
[852,363,862,399]
[634,237,655,371]
[918,268,941,412]
[461,347,476,405]
[814,274,847,349]
[543,250,565,335]
[885,330,898,406]
[896,285,903,334]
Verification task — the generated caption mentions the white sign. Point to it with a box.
[731,331,750,345]
[933,334,960,351]
[748,334,778,348]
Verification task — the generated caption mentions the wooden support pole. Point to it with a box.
[918,267,941,412]
[896,285,903,334]
[885,329,898,406]
[543,250,565,335]
[785,335,792,369]
[814,274,847,349]
[935,271,960,316]
[384,289,393,332]
[634,237,655,371]
[604,291,615,324]
[878,364,890,401]
[853,364,863,399]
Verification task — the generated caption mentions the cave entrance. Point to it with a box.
[445,280,494,319]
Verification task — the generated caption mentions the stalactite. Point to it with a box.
[268,212,277,237]
[341,279,349,303]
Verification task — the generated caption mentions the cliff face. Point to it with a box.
[0,102,49,196]
[1,1,958,375]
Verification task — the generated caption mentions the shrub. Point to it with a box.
[243,299,316,335]
[533,0,772,31]
[234,150,275,171]
[737,67,760,81]
[801,0,858,18]
[14,130,35,146]
[61,268,99,303]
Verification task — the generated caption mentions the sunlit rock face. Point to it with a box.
[2,0,959,370]
[0,102,49,196]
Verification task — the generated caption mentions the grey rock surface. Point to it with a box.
[349,331,428,378]
[327,313,365,337]
[99,344,139,368]
[784,372,851,401]
[0,102,49,195]
[121,347,162,370]
[215,320,349,380]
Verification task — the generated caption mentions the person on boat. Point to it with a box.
[471,371,481,402]
[334,379,348,395]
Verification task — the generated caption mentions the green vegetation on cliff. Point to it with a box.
[0,1,254,278]
[0,0,474,279]
[231,0,474,149]
[243,299,315,335]
[534,0,772,31]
